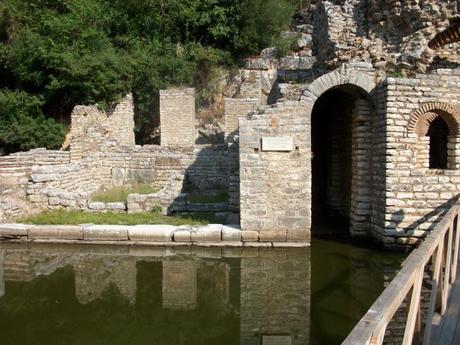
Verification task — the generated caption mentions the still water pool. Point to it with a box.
[0,238,404,345]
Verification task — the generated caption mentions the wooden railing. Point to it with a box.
[342,203,460,345]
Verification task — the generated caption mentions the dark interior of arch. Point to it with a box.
[311,85,368,235]
[428,116,449,169]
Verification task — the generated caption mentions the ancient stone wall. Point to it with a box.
[224,98,259,139]
[160,88,195,147]
[378,70,460,246]
[0,149,71,221]
[69,94,135,161]
[239,100,311,241]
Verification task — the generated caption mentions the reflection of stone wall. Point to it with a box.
[240,249,311,345]
[74,257,137,304]
[0,252,4,297]
[162,260,197,310]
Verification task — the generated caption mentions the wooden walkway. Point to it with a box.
[429,264,460,345]
[341,203,460,345]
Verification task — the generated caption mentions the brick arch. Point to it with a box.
[300,65,376,107]
[408,102,460,137]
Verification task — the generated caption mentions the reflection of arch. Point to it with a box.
[408,102,460,137]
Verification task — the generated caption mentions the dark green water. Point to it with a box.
[0,239,404,345]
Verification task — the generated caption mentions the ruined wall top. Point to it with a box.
[243,0,459,79]
[69,94,135,161]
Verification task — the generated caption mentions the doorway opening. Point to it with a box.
[311,85,372,235]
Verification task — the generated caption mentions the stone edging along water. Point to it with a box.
[0,223,310,247]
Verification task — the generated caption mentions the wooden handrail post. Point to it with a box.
[402,268,424,345]
[442,224,453,314]
[451,213,460,283]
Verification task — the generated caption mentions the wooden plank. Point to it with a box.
[341,205,460,345]
[433,264,460,345]
[451,217,460,283]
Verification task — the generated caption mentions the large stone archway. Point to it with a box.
[303,67,377,236]
[238,66,377,242]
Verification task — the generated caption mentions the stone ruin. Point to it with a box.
[2,0,460,247]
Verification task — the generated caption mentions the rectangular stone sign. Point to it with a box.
[262,335,292,345]
[261,137,294,151]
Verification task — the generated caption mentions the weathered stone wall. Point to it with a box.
[160,88,195,147]
[378,70,460,246]
[0,89,234,219]
[239,101,311,241]
[69,94,135,161]
[224,98,259,139]
[0,149,71,221]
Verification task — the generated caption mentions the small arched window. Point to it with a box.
[427,116,449,169]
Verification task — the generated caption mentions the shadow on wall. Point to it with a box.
[166,143,239,225]
[388,193,460,246]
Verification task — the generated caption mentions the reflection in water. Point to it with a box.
[0,251,4,297]
[0,240,403,345]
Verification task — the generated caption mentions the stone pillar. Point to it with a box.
[162,260,197,309]
[0,252,4,298]
[350,99,373,235]
[160,88,195,147]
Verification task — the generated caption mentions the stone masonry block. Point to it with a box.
[0,224,28,237]
[259,230,287,242]
[241,230,259,242]
[286,230,311,242]
[128,225,176,242]
[222,226,242,241]
[174,230,192,242]
[191,224,222,242]
[84,225,129,241]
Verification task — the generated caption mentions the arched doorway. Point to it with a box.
[311,85,373,235]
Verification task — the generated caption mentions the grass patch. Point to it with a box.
[187,192,228,204]
[91,184,157,203]
[18,209,211,226]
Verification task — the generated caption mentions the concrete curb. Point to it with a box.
[0,223,311,247]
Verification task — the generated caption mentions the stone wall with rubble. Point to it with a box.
[69,94,135,161]
[0,149,71,221]
[1,89,234,222]
[378,70,460,246]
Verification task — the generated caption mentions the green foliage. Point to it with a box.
[273,33,301,58]
[0,0,297,150]
[0,90,66,151]
[91,183,157,203]
[18,209,211,226]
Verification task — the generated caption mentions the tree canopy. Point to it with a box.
[0,0,297,152]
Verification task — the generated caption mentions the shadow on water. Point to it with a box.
[310,237,404,345]
[0,241,403,345]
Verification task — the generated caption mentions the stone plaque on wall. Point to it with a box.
[261,137,294,152]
